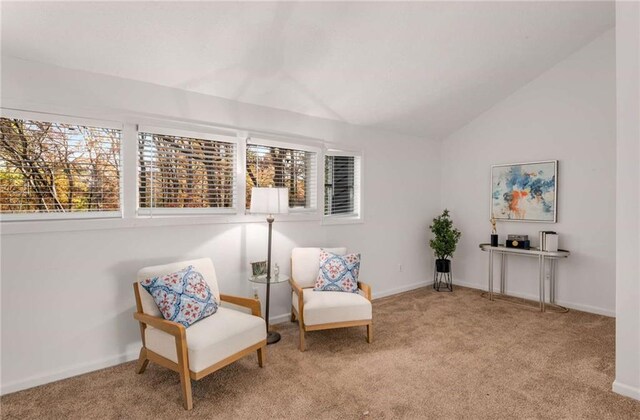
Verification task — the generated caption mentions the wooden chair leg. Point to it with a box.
[175,335,193,410]
[298,321,306,352]
[257,346,266,367]
[135,347,149,374]
[291,306,297,322]
[178,366,193,410]
[367,323,373,343]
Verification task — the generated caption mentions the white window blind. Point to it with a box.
[138,128,237,214]
[0,116,122,220]
[324,154,361,217]
[246,141,317,211]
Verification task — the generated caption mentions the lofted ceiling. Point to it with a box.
[1,1,614,139]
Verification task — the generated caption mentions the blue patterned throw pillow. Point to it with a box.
[314,250,361,293]
[140,265,218,327]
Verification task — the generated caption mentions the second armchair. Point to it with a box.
[290,247,373,351]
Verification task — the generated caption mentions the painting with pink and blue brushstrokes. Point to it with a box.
[491,160,557,222]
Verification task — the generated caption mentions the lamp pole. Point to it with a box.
[249,187,287,345]
[265,214,280,344]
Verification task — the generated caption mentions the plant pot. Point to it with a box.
[435,259,451,273]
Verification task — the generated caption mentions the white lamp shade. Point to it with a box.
[250,187,289,215]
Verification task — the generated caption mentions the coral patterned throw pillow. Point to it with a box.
[314,250,361,293]
[140,265,218,327]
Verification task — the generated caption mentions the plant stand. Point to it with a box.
[433,265,453,292]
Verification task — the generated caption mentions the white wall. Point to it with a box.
[0,57,441,394]
[440,30,616,315]
[614,1,640,401]
[0,25,628,399]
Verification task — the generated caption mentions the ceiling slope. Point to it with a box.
[1,1,615,139]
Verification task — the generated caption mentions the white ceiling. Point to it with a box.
[1,1,614,139]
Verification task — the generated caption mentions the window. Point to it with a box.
[0,115,121,220]
[246,140,317,211]
[1,109,337,232]
[324,153,361,218]
[138,127,237,215]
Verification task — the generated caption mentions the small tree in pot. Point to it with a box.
[429,209,461,273]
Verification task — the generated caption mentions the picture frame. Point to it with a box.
[250,260,268,277]
[490,160,557,223]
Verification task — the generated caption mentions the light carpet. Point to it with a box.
[2,286,639,419]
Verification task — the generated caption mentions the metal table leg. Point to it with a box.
[539,255,546,312]
[488,250,494,301]
[500,253,506,295]
[550,259,556,304]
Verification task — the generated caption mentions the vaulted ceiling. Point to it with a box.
[1,1,614,139]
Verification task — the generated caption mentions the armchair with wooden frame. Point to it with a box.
[290,247,373,351]
[133,258,267,410]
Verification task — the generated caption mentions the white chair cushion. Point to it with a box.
[137,258,221,317]
[145,307,266,373]
[291,247,347,288]
[292,289,372,326]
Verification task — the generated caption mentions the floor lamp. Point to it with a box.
[250,187,289,344]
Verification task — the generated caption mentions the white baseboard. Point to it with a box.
[1,350,139,396]
[269,312,293,325]
[453,279,615,317]
[372,280,432,300]
[2,280,432,395]
[613,380,640,401]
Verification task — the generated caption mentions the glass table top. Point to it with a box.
[248,274,290,284]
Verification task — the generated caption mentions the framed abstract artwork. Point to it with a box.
[491,160,557,223]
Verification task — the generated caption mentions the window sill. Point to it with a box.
[1,212,322,235]
[322,215,364,226]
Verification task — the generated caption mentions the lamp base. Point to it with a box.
[267,331,281,345]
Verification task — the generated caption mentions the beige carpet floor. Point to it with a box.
[2,286,639,419]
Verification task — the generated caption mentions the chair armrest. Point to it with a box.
[220,294,262,317]
[290,278,304,320]
[289,278,304,298]
[133,312,185,337]
[358,281,372,301]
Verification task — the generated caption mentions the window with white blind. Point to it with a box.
[324,153,361,218]
[138,127,237,215]
[246,140,317,211]
[0,114,122,220]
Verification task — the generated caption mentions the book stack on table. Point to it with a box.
[539,231,558,252]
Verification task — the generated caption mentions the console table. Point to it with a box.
[479,244,570,312]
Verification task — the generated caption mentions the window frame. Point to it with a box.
[245,137,321,215]
[0,108,124,222]
[0,107,329,234]
[136,125,241,217]
[322,149,363,225]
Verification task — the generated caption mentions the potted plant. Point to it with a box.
[429,209,462,274]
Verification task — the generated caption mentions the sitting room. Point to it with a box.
[1,1,639,418]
